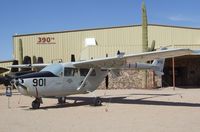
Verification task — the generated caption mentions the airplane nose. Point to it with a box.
[14,78,24,86]
[14,78,28,95]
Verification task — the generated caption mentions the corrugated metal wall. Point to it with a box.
[0,61,12,69]
[13,25,200,63]
[148,25,200,49]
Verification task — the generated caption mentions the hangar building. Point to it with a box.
[13,24,200,62]
[10,24,200,87]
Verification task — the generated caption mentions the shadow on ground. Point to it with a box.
[32,93,200,110]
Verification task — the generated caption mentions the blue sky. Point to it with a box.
[0,0,200,61]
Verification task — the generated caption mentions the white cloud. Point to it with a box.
[168,15,195,22]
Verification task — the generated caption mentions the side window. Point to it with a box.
[64,68,76,76]
[80,68,89,76]
[80,68,96,76]
[90,69,96,76]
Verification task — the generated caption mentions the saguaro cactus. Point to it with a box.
[32,56,37,71]
[148,40,156,52]
[142,1,148,52]
[141,1,156,89]
[141,1,149,89]
[18,39,23,64]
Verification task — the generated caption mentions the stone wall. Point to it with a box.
[98,70,162,89]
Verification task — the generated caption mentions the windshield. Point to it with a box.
[41,64,63,76]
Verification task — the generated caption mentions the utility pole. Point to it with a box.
[172,58,175,90]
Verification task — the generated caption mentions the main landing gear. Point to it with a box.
[93,97,102,106]
[31,96,102,109]
[58,97,66,104]
[32,98,42,109]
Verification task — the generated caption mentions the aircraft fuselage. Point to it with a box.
[16,63,108,98]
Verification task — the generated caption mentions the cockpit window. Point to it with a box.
[80,68,89,76]
[80,68,96,76]
[41,64,63,76]
[64,68,77,76]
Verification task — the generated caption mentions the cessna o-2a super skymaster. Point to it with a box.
[10,48,191,109]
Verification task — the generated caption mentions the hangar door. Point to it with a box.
[162,56,200,87]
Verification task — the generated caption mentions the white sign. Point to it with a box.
[85,38,96,47]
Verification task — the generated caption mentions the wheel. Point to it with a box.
[94,97,102,106]
[58,97,66,104]
[32,100,40,109]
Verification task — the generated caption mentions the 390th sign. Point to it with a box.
[37,37,56,44]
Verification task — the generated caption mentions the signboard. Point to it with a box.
[85,38,96,47]
[37,37,56,44]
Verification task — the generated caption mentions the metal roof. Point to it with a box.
[0,60,15,64]
[13,24,200,37]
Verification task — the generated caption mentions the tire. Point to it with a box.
[32,100,40,109]
[94,97,102,106]
[58,97,66,104]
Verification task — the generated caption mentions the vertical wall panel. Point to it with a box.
[12,25,200,63]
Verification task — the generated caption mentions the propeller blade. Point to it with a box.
[0,76,12,86]
[0,77,5,84]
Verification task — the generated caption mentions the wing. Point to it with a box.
[73,48,192,68]
[8,63,49,69]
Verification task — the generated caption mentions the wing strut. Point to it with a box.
[77,68,93,91]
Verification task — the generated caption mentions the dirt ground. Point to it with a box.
[0,85,5,89]
[0,87,200,132]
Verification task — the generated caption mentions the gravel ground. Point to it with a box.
[0,87,200,132]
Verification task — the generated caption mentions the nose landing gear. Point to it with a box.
[32,98,42,109]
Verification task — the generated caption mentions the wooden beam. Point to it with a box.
[172,57,175,90]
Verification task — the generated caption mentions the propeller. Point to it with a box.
[0,57,33,88]
[0,75,12,86]
[0,60,18,88]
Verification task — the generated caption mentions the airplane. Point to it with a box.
[9,48,192,109]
